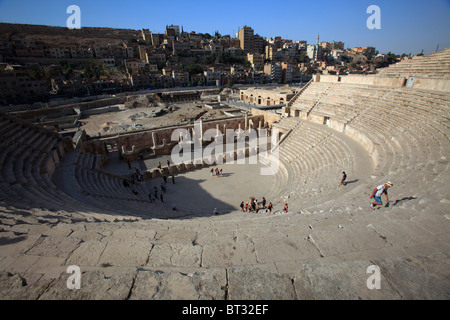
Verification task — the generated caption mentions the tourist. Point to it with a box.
[154,186,159,199]
[240,201,244,212]
[163,174,167,184]
[370,181,393,210]
[171,174,175,184]
[158,162,162,169]
[220,169,223,176]
[340,172,347,186]
[160,193,164,202]
[283,203,288,213]
[262,197,266,208]
[172,204,178,211]
[167,159,171,168]
[160,183,166,193]
[213,208,218,215]
[127,160,131,170]
[148,193,153,203]
[123,180,129,188]
[244,202,248,212]
[210,168,214,176]
[266,202,273,214]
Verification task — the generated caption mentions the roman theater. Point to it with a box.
[0,50,449,299]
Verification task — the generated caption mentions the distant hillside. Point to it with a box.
[0,23,140,44]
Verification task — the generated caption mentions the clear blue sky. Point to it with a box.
[0,0,449,55]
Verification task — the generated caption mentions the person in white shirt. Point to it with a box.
[370,181,393,210]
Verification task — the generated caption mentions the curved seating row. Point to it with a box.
[276,81,449,213]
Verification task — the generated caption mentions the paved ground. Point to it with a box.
[104,154,275,215]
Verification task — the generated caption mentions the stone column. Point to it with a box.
[152,132,157,148]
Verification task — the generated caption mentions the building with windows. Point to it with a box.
[240,86,295,106]
[238,26,254,53]
[247,53,264,71]
[264,62,282,82]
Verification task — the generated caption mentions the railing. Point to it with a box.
[287,79,313,107]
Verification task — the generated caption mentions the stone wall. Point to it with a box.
[317,74,450,92]
[318,74,406,87]
[250,108,281,127]
[11,97,127,120]
[80,115,266,158]
[411,77,450,92]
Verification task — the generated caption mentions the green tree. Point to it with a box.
[184,64,203,75]
[31,64,42,80]
[205,52,217,65]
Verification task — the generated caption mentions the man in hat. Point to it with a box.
[370,181,393,210]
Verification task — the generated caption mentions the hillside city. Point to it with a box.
[0,23,411,106]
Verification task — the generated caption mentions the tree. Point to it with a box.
[184,64,203,75]
[227,75,235,88]
[205,52,217,65]
[298,52,308,63]
[31,64,42,80]
[64,64,73,79]
[193,55,200,64]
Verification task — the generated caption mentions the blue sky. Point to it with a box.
[0,0,449,55]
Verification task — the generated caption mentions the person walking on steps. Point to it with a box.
[340,171,347,186]
[370,181,393,210]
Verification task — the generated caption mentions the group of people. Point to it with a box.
[157,159,171,170]
[210,167,223,177]
[240,197,278,214]
[148,174,176,203]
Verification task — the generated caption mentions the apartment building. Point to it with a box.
[320,41,345,51]
[0,67,49,104]
[247,53,264,70]
[204,68,222,86]
[264,62,282,82]
[281,62,292,83]
[172,70,190,85]
[238,26,254,53]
